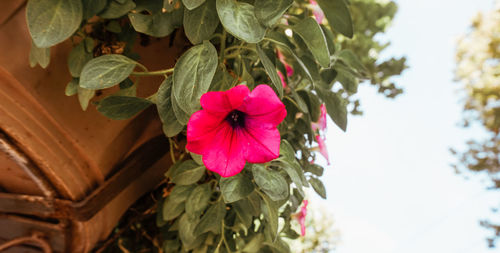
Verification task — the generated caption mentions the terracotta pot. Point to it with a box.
[0,0,186,252]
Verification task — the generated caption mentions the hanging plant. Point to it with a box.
[25,0,405,251]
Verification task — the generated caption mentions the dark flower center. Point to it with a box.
[225,110,246,128]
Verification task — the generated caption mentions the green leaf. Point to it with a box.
[172,41,218,116]
[336,66,358,93]
[252,165,288,201]
[279,140,295,160]
[220,174,254,203]
[65,78,79,96]
[179,214,202,248]
[260,192,279,241]
[256,44,283,98]
[162,195,185,221]
[185,184,212,219]
[183,0,219,45]
[29,42,50,68]
[317,88,348,131]
[96,96,152,120]
[242,234,264,253]
[100,0,136,19]
[195,199,226,235]
[304,163,323,176]
[80,54,137,90]
[216,0,266,43]
[182,0,206,10]
[68,41,93,77]
[27,0,83,48]
[157,77,184,137]
[292,17,330,68]
[106,20,122,33]
[309,177,326,199]
[83,0,107,19]
[254,0,292,27]
[171,160,206,185]
[316,0,353,38]
[162,185,196,220]
[77,86,95,111]
[280,161,305,197]
[170,184,197,202]
[128,12,175,37]
[338,49,367,74]
[233,200,254,229]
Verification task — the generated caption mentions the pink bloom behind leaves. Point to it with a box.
[299,200,308,236]
[186,85,287,177]
[312,104,330,164]
[315,135,330,165]
[310,0,325,24]
[277,70,287,88]
[277,50,294,77]
[311,104,327,132]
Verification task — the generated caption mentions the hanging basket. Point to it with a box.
[0,1,185,252]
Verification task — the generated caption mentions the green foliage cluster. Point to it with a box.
[26,0,405,252]
[454,2,500,247]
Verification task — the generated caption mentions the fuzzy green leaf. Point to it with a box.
[220,174,255,203]
[173,41,218,116]
[157,77,184,137]
[216,0,266,43]
[252,165,288,201]
[254,0,292,27]
[316,0,353,38]
[80,54,137,90]
[309,177,326,199]
[27,0,83,48]
[171,160,206,185]
[256,44,283,98]
[29,42,50,68]
[183,0,219,44]
[182,0,206,10]
[68,41,93,77]
[97,96,152,120]
[292,17,330,68]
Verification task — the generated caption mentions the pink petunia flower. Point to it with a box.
[310,0,325,24]
[298,200,308,236]
[311,104,327,132]
[277,50,294,77]
[186,85,287,177]
[315,135,330,165]
[277,70,287,88]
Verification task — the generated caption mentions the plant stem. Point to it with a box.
[219,30,227,64]
[131,68,174,76]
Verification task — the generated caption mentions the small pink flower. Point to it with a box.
[277,70,287,88]
[277,50,294,77]
[310,0,325,24]
[311,104,327,132]
[186,85,287,177]
[298,200,308,236]
[315,135,330,165]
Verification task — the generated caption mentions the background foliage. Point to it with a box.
[454,1,500,247]
[26,0,405,252]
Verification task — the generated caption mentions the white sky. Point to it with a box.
[317,0,500,252]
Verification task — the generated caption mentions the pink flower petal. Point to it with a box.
[299,200,308,236]
[315,135,330,165]
[278,70,287,88]
[186,110,225,154]
[242,119,281,163]
[319,104,327,130]
[310,0,325,24]
[285,65,294,77]
[200,85,250,114]
[202,123,246,177]
[238,85,287,127]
